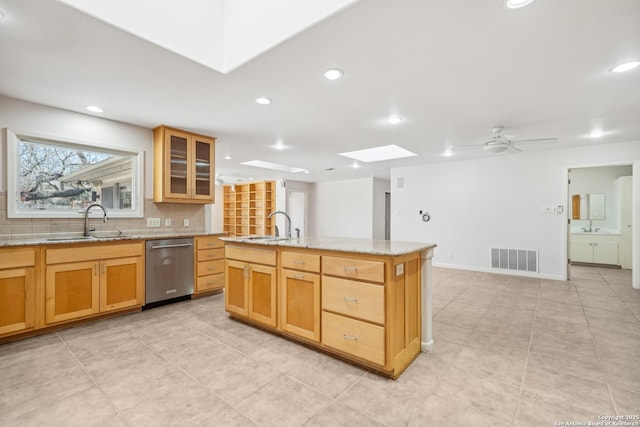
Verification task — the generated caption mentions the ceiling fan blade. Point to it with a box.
[511,137,557,144]
[451,144,482,148]
[509,145,522,152]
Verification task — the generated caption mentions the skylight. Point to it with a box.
[241,160,308,173]
[339,144,417,163]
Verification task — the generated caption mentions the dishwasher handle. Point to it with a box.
[149,243,193,250]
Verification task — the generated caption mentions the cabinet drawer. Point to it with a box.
[322,256,384,283]
[225,245,276,266]
[197,259,225,276]
[281,251,320,273]
[322,276,384,324]
[322,311,385,366]
[47,242,143,265]
[197,248,225,262]
[0,249,35,269]
[196,273,224,292]
[196,236,224,250]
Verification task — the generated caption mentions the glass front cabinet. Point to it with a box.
[153,126,215,203]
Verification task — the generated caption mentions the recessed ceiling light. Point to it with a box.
[504,0,535,9]
[241,160,307,173]
[324,68,344,80]
[339,144,417,163]
[273,141,286,150]
[255,97,271,105]
[386,115,403,124]
[85,105,104,113]
[351,162,360,169]
[442,148,454,157]
[0,10,5,19]
[224,154,232,160]
[589,129,604,138]
[610,60,640,73]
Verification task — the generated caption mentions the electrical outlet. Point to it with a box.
[147,218,160,227]
[183,218,189,227]
[165,218,172,227]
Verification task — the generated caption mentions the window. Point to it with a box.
[6,129,144,218]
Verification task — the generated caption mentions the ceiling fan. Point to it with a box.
[455,127,557,154]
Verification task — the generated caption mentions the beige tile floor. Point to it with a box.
[1,266,639,426]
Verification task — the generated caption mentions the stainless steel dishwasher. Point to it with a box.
[145,238,194,305]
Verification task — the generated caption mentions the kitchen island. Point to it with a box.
[221,236,436,378]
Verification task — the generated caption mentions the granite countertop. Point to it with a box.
[220,236,436,256]
[0,231,226,247]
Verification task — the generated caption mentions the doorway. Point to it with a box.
[566,164,635,287]
[385,192,391,240]
[287,190,307,238]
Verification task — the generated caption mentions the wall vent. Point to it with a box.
[491,248,538,272]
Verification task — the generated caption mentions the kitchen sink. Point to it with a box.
[46,234,135,242]
[242,235,296,241]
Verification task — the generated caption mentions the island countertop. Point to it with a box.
[220,236,436,256]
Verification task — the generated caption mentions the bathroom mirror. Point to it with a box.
[571,193,606,220]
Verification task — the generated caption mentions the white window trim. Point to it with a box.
[6,128,144,218]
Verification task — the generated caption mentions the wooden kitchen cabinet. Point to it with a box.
[153,125,215,203]
[225,245,277,327]
[194,236,225,294]
[0,248,37,337]
[45,242,144,324]
[224,242,423,378]
[280,250,320,342]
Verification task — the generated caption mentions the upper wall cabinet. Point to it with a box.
[153,126,216,204]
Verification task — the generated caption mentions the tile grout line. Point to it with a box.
[55,329,133,427]
[511,277,542,427]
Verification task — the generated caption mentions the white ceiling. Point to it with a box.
[0,0,639,183]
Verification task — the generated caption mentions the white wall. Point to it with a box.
[0,95,153,198]
[310,177,389,239]
[391,141,640,282]
[311,178,373,238]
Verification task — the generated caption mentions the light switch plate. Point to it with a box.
[147,218,160,227]
[395,263,404,276]
[165,218,171,227]
[183,219,189,227]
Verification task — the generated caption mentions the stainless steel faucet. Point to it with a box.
[84,203,108,236]
[267,210,292,238]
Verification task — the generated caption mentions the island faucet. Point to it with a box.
[267,210,291,238]
[84,203,108,236]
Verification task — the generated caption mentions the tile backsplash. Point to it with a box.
[0,192,206,238]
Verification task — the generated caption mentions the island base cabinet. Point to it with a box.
[280,270,320,342]
[225,258,277,327]
[322,311,385,366]
[0,268,35,336]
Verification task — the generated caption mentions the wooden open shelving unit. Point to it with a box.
[223,181,276,236]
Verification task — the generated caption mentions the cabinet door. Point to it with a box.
[164,130,192,200]
[192,136,215,201]
[249,264,277,327]
[570,241,593,263]
[280,269,320,342]
[100,257,144,312]
[225,260,249,316]
[593,241,618,265]
[46,261,100,324]
[0,267,35,335]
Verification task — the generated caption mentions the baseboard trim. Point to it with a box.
[432,261,566,281]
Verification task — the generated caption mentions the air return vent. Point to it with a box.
[491,248,538,272]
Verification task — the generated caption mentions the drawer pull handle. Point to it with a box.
[342,334,358,341]
[294,274,305,279]
[208,242,217,246]
[207,281,214,285]
[343,296,358,303]
[208,267,217,271]
[344,267,358,273]
[207,254,216,258]
[294,260,305,264]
